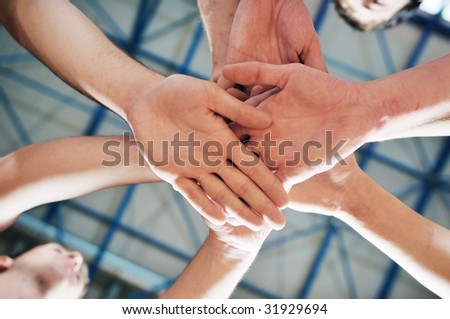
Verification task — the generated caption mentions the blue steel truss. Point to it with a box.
[0,0,449,298]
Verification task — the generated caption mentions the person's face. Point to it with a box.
[336,0,411,30]
[1,243,88,298]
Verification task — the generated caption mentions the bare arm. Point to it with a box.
[0,0,161,119]
[225,55,450,187]
[197,0,240,82]
[288,159,450,298]
[0,0,288,230]
[0,136,161,230]
[0,135,267,299]
[363,54,450,141]
[162,221,271,298]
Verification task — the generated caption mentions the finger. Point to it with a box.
[227,140,288,229]
[245,87,280,107]
[302,38,328,72]
[197,173,264,231]
[250,85,277,97]
[209,86,272,129]
[226,217,241,226]
[274,169,294,192]
[210,200,246,228]
[172,177,226,226]
[218,164,285,230]
[227,87,250,101]
[222,62,297,89]
[250,85,266,97]
[217,74,235,90]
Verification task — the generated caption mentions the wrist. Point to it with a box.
[121,70,165,121]
[351,81,387,144]
[204,232,259,262]
[336,166,374,220]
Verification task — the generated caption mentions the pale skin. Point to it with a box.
[198,0,450,298]
[0,0,288,230]
[0,136,271,299]
[161,220,272,298]
[2,137,449,297]
[198,0,326,97]
[289,157,450,298]
[223,56,450,188]
[2,0,448,300]
[0,243,87,298]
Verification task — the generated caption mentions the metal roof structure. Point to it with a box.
[0,0,449,298]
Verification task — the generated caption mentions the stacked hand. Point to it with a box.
[215,0,326,96]
[204,215,272,259]
[126,74,288,230]
[288,155,361,216]
[223,62,374,189]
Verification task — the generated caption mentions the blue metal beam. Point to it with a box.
[262,221,326,252]
[358,143,377,170]
[61,198,282,298]
[170,189,203,250]
[65,199,193,261]
[409,13,450,39]
[376,30,397,74]
[325,55,376,80]
[297,222,336,298]
[89,185,137,280]
[136,47,208,79]
[376,138,450,298]
[86,0,129,40]
[404,12,441,69]
[126,0,161,55]
[143,12,199,42]
[15,213,168,289]
[0,88,32,145]
[177,21,204,75]
[357,146,425,180]
[0,53,36,64]
[0,66,93,114]
[314,0,331,34]
[336,230,357,298]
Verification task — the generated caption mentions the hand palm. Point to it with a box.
[226,63,367,188]
[127,74,288,230]
[227,0,325,69]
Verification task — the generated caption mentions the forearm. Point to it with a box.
[197,0,240,80]
[289,170,450,298]
[394,117,450,138]
[362,54,450,142]
[0,0,163,118]
[0,136,161,229]
[161,234,257,298]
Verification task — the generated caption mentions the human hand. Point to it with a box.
[126,74,288,230]
[204,215,272,259]
[215,0,326,92]
[223,62,375,188]
[288,155,362,216]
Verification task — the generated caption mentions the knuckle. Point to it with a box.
[212,187,227,203]
[259,200,276,219]
[235,179,251,198]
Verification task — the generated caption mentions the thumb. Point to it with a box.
[302,38,328,73]
[217,74,236,91]
[223,62,294,89]
[245,87,280,107]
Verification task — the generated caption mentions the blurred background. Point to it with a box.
[0,0,449,298]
